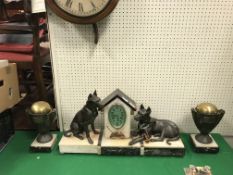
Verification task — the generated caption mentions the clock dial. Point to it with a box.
[108,105,126,129]
[54,0,110,17]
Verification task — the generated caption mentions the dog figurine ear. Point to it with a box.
[88,93,93,99]
[147,107,151,113]
[93,90,97,96]
[140,104,145,109]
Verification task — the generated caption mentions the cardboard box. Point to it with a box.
[0,60,9,69]
[0,63,20,112]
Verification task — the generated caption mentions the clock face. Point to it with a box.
[108,105,126,129]
[46,0,119,24]
[54,0,110,17]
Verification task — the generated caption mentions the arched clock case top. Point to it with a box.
[46,0,119,43]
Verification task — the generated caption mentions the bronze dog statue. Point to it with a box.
[64,90,102,144]
[129,105,180,145]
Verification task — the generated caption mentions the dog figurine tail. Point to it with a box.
[129,136,144,146]
[166,135,180,145]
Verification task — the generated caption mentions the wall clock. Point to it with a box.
[46,0,119,43]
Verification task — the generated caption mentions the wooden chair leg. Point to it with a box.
[0,1,8,21]
[19,69,31,94]
[32,60,47,101]
[32,13,47,101]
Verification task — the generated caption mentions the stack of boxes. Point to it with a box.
[0,60,20,151]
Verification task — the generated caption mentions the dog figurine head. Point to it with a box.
[134,104,152,124]
[87,90,103,109]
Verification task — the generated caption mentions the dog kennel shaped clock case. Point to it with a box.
[100,89,137,139]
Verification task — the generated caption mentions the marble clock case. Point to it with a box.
[59,89,185,156]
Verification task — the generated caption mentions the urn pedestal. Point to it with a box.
[190,103,225,153]
[27,101,57,152]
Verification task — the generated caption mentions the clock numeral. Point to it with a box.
[90,1,96,9]
[79,3,84,13]
[65,0,72,8]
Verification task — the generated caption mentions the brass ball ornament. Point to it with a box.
[30,101,52,115]
[196,102,218,115]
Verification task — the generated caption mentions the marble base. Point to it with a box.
[101,137,141,156]
[58,131,185,156]
[190,134,219,153]
[30,134,57,152]
[143,137,185,156]
[59,131,100,154]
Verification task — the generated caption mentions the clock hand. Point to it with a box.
[92,23,99,44]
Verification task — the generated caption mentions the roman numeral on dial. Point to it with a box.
[79,3,84,13]
[53,0,112,18]
[65,0,72,8]
[90,1,96,9]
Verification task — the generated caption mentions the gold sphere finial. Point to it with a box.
[30,101,52,115]
[196,102,218,115]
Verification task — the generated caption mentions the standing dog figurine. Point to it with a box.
[129,105,180,145]
[64,90,103,144]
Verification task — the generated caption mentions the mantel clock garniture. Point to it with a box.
[190,102,225,153]
[46,0,119,43]
[59,89,185,156]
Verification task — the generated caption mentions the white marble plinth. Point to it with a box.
[143,137,185,148]
[59,132,100,154]
[30,134,57,152]
[143,136,185,156]
[190,134,218,148]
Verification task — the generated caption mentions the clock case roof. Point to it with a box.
[100,89,137,111]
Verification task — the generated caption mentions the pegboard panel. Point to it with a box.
[47,0,233,135]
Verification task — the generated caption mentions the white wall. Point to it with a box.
[47,0,233,135]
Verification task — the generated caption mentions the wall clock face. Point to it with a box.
[54,0,109,17]
[46,0,119,24]
[108,105,126,129]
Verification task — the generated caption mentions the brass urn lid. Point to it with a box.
[30,101,52,115]
[196,102,218,115]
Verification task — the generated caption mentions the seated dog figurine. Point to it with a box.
[129,104,180,145]
[64,90,103,144]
